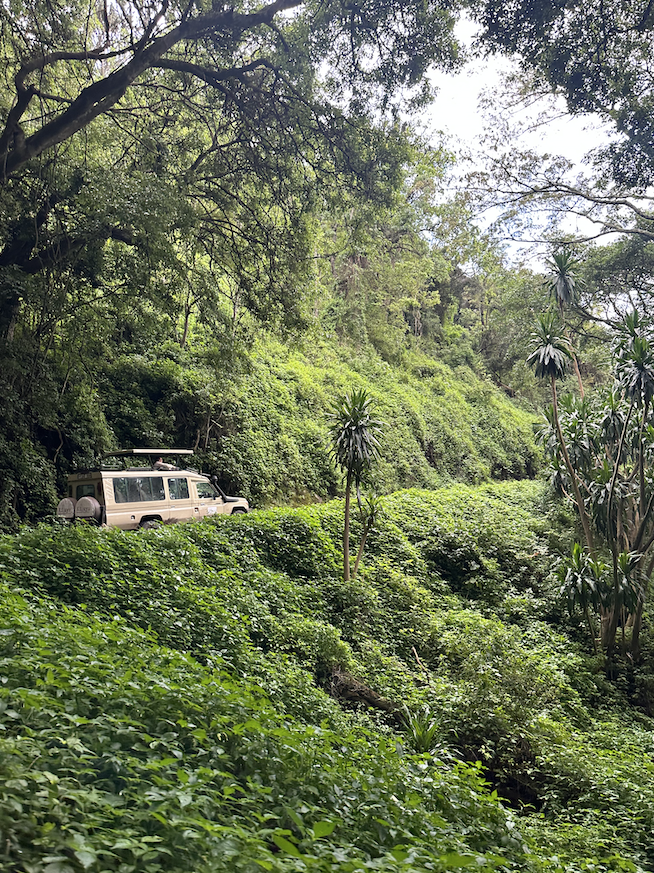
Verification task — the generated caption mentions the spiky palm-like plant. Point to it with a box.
[527,313,596,556]
[328,388,383,581]
[544,249,585,396]
[526,313,572,381]
[559,542,604,653]
[545,249,581,313]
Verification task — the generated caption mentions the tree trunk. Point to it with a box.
[572,353,584,398]
[0,288,22,342]
[600,608,612,650]
[180,303,192,349]
[343,469,352,582]
[584,604,598,654]
[551,375,596,557]
[603,560,621,654]
[639,400,650,518]
[559,316,584,397]
[631,579,648,660]
[352,520,371,581]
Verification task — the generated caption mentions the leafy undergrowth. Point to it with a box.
[1,482,653,872]
[201,338,541,503]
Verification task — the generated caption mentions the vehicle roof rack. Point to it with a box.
[102,448,193,457]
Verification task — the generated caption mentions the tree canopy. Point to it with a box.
[0,0,465,336]
[472,0,654,187]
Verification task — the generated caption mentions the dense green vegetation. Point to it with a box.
[0,224,544,530]
[2,483,654,871]
[0,0,556,531]
[5,1,654,871]
[0,315,542,530]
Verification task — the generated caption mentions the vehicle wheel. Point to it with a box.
[140,518,161,530]
[231,508,247,515]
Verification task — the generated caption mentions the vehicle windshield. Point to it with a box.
[196,482,218,499]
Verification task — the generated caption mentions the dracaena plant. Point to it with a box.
[544,248,585,397]
[527,312,596,559]
[327,388,383,582]
[558,542,605,653]
[539,309,654,657]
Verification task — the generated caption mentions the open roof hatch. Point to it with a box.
[102,449,194,457]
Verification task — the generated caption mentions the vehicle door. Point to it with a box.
[193,480,225,518]
[167,476,194,522]
[106,474,170,529]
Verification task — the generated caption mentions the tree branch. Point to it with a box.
[22,225,135,274]
[152,57,276,86]
[0,0,302,181]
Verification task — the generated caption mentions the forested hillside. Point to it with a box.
[5,0,654,871]
[0,122,547,529]
[0,0,575,530]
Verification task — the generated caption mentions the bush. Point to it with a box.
[0,583,526,873]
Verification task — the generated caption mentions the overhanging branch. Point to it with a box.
[152,57,276,86]
[22,225,136,274]
[0,0,302,182]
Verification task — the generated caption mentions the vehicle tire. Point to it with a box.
[231,508,247,515]
[74,496,102,522]
[140,518,161,530]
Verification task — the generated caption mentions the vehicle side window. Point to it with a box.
[113,478,129,503]
[113,476,165,503]
[76,484,95,499]
[196,482,217,499]
[168,478,189,500]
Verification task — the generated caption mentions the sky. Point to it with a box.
[426,17,612,166]
[422,23,618,259]
[429,60,607,165]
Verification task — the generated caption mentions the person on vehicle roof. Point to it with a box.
[153,457,179,471]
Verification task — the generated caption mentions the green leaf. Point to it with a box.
[286,808,304,829]
[439,853,484,868]
[391,846,409,862]
[73,850,96,870]
[312,820,336,839]
[177,791,193,808]
[272,835,303,858]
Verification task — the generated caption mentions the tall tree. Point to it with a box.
[463,1,654,253]
[471,0,654,187]
[328,388,383,582]
[0,0,464,339]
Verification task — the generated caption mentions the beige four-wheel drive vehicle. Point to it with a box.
[56,449,249,529]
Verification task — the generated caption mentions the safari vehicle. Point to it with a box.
[56,449,249,529]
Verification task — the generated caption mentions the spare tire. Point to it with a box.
[75,496,102,522]
[56,497,77,520]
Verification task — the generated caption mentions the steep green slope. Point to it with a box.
[100,337,540,507]
[1,320,542,530]
[2,483,652,872]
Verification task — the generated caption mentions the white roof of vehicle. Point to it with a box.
[102,449,194,456]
